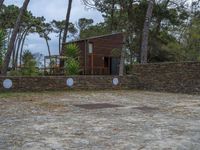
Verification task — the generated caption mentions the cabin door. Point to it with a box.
[110,58,120,75]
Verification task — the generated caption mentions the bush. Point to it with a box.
[9,70,22,76]
[64,58,80,75]
[21,50,39,76]
[9,50,40,76]
[64,43,80,58]
[63,43,80,75]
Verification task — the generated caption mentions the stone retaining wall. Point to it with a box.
[0,76,137,92]
[1,62,200,94]
[132,62,200,94]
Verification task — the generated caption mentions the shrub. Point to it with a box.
[21,50,39,76]
[63,43,80,75]
[64,43,80,58]
[64,58,80,75]
[9,70,22,76]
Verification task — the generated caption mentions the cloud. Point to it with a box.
[4,0,103,56]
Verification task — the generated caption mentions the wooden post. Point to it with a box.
[91,54,94,75]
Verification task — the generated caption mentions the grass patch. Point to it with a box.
[0,92,33,98]
[0,91,71,99]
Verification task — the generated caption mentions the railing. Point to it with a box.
[12,67,111,76]
[85,67,110,75]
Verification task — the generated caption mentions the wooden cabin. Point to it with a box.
[65,33,123,75]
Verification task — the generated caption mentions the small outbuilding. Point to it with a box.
[65,33,123,75]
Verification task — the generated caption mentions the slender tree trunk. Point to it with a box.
[1,0,30,75]
[110,0,115,31]
[155,0,170,35]
[59,30,62,55]
[140,0,154,64]
[15,30,26,68]
[44,37,52,74]
[20,30,29,67]
[119,33,126,76]
[11,42,16,69]
[45,37,51,57]
[12,33,21,69]
[7,29,12,46]
[61,0,73,55]
[0,0,4,8]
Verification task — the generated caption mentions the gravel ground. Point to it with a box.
[0,90,200,150]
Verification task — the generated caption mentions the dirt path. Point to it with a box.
[0,90,200,149]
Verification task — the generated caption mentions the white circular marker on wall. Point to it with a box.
[3,79,13,89]
[66,78,74,87]
[112,78,119,86]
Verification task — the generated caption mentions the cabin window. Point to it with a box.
[88,43,93,54]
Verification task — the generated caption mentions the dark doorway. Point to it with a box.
[110,58,120,75]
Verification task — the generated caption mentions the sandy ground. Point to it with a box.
[0,90,200,150]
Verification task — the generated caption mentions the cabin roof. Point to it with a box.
[66,32,123,44]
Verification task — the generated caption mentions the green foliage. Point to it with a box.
[9,50,40,76]
[21,50,39,76]
[78,18,94,31]
[9,70,23,76]
[80,23,110,39]
[84,0,194,63]
[0,1,199,68]
[184,17,200,61]
[64,58,80,75]
[64,43,80,75]
[64,43,80,58]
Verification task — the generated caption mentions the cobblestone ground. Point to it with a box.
[0,90,200,150]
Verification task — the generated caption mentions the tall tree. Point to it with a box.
[61,0,73,55]
[0,0,4,8]
[119,33,126,76]
[52,20,65,54]
[38,22,53,57]
[52,20,77,54]
[140,0,155,64]
[77,18,94,38]
[1,0,30,75]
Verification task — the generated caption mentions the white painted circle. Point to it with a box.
[112,78,119,86]
[66,78,74,87]
[3,79,13,89]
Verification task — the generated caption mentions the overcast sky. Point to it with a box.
[4,0,103,56]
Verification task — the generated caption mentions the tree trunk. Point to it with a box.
[59,30,62,55]
[140,0,154,64]
[0,0,4,8]
[1,0,30,75]
[61,0,73,55]
[11,40,16,69]
[155,0,170,35]
[20,30,29,67]
[7,29,12,46]
[12,33,21,69]
[119,34,126,76]
[110,0,115,31]
[45,37,51,57]
[15,30,26,68]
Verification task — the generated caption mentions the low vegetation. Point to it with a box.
[9,50,41,76]
[64,43,80,75]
